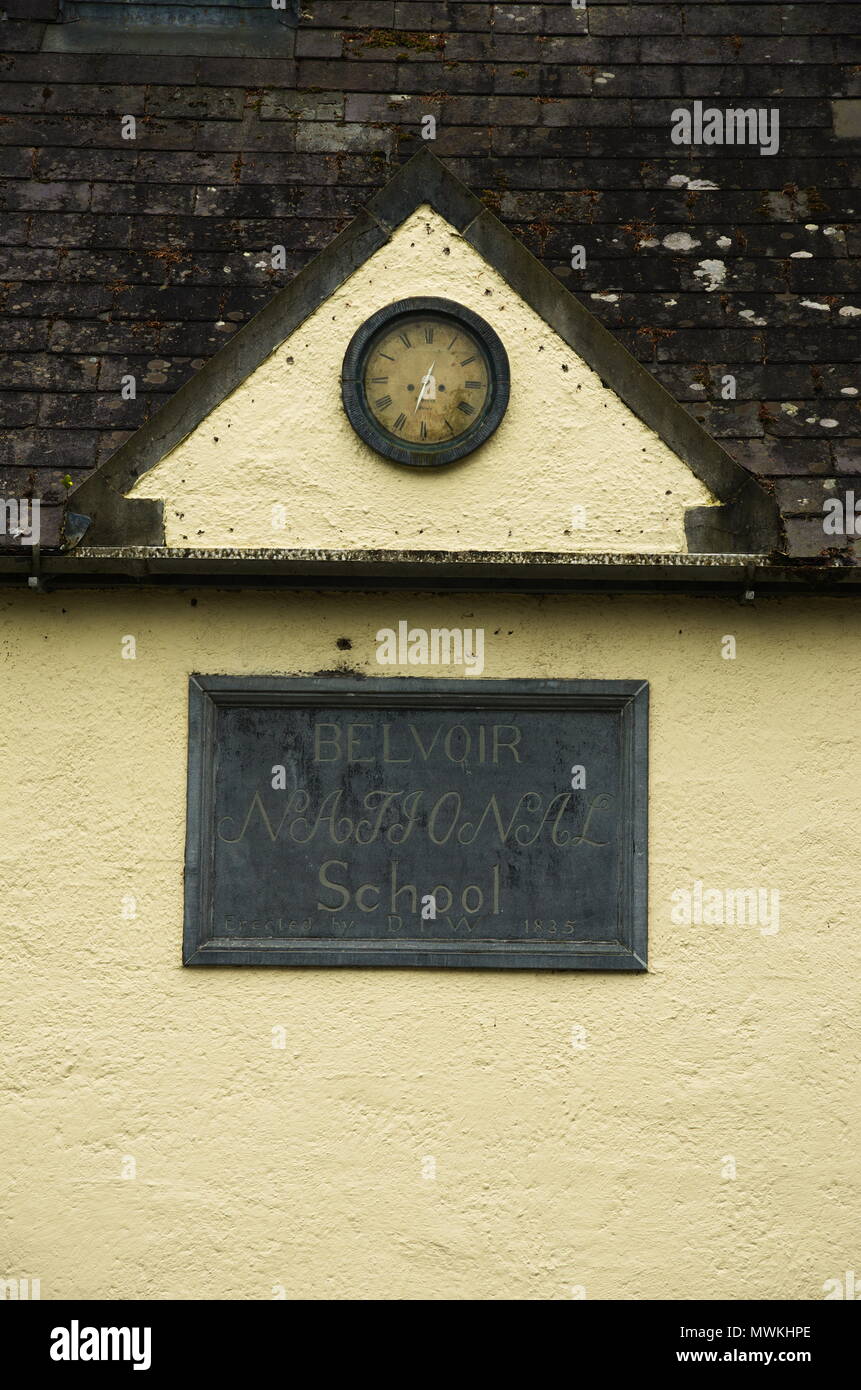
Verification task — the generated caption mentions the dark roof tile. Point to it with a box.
[1,3,858,556]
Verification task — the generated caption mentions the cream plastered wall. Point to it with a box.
[128,207,716,553]
[1,588,858,1301]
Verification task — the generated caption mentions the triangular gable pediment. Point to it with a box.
[69,151,778,560]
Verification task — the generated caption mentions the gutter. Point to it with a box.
[1,547,860,595]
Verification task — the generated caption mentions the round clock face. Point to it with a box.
[341,298,510,467]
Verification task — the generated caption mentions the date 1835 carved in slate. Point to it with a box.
[183,676,648,970]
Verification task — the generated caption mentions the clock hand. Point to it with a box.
[414,359,436,413]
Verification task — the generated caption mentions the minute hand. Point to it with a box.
[414,359,436,413]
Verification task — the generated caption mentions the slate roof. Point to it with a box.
[1,1,859,559]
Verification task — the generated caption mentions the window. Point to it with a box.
[43,0,297,57]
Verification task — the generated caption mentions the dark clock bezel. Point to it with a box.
[341,297,510,468]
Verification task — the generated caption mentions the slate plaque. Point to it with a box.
[183,676,648,970]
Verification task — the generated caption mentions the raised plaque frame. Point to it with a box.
[183,675,648,971]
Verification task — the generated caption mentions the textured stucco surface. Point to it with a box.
[130,207,716,554]
[1,587,858,1300]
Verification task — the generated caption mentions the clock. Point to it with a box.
[341,297,510,467]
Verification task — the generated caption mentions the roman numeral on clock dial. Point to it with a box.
[393,412,407,431]
[374,395,392,410]
[457,401,475,416]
